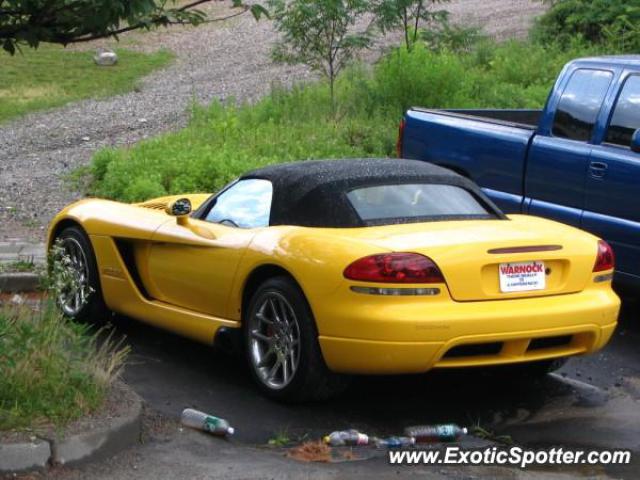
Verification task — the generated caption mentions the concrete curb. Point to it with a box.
[0,439,51,473]
[51,390,143,467]
[0,385,143,474]
[0,272,40,293]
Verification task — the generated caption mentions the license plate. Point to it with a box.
[499,261,546,293]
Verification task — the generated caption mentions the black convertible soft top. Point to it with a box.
[240,158,505,228]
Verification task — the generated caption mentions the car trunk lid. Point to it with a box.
[346,215,597,301]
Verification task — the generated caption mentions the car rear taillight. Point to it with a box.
[344,253,445,283]
[593,240,615,272]
[396,118,405,158]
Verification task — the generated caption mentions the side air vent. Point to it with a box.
[114,239,151,299]
[138,201,167,211]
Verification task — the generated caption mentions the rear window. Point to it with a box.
[346,184,492,224]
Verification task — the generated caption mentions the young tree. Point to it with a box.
[372,0,449,51]
[269,0,373,115]
[0,0,267,55]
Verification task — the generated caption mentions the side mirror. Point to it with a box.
[631,129,640,153]
[166,198,192,225]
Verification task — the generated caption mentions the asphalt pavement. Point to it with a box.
[6,294,638,480]
[66,293,637,478]
[112,296,638,438]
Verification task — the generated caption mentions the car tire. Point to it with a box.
[52,226,110,323]
[244,276,349,402]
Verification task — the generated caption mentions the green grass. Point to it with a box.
[0,46,173,123]
[85,38,608,202]
[0,302,127,431]
[0,259,37,274]
[268,429,292,447]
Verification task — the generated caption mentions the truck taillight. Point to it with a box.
[593,240,615,272]
[396,118,405,158]
[344,253,445,283]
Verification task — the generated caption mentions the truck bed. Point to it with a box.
[401,108,540,212]
[411,107,542,129]
[444,109,541,128]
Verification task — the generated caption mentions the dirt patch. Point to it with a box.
[140,406,181,443]
[286,441,332,463]
[0,291,45,305]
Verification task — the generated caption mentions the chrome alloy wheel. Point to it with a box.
[248,292,301,390]
[56,237,91,317]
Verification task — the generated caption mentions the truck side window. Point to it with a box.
[552,69,613,142]
[605,75,640,148]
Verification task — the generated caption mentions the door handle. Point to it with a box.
[588,161,608,179]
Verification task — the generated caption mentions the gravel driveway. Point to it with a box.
[0,0,546,242]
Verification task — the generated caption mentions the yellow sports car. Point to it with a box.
[48,158,620,401]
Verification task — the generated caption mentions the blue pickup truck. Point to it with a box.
[398,55,640,289]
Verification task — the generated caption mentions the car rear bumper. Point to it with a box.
[316,285,619,374]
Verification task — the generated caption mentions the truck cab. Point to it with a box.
[400,56,640,289]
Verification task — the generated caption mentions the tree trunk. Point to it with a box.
[403,8,410,51]
[412,1,423,48]
[329,74,336,118]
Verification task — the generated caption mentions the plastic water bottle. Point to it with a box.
[373,436,416,448]
[404,424,467,443]
[181,408,235,437]
[323,430,369,446]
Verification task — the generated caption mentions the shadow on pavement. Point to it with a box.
[110,310,635,446]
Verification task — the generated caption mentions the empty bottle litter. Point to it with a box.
[323,429,369,446]
[373,436,416,448]
[404,424,467,443]
[181,408,234,437]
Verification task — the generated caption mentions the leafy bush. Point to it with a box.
[532,0,640,52]
[420,21,483,53]
[86,39,605,202]
[371,45,470,113]
[90,92,396,201]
